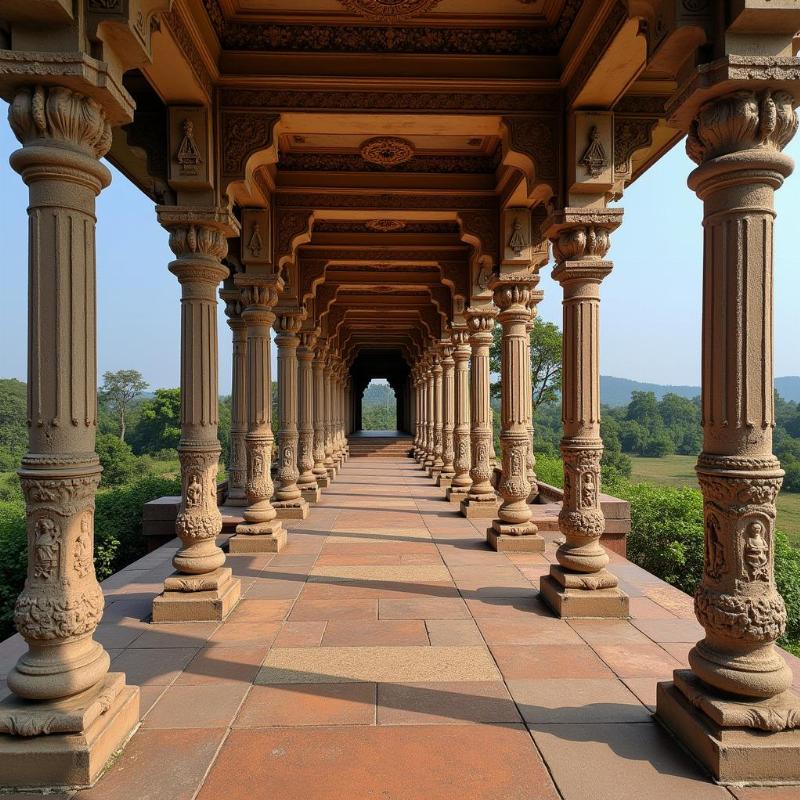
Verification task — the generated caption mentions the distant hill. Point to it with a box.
[362,382,395,406]
[601,375,800,407]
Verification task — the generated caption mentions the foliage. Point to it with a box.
[0,498,26,639]
[129,388,181,454]
[533,453,563,488]
[490,320,562,411]
[96,433,141,486]
[0,379,26,471]
[99,370,148,442]
[361,382,397,431]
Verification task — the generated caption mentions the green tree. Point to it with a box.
[129,388,181,454]
[99,370,148,441]
[0,379,27,470]
[490,320,562,412]
[96,433,140,486]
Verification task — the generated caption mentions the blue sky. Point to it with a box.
[0,101,798,395]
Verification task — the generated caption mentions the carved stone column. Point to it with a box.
[297,331,321,503]
[416,361,428,463]
[461,307,499,518]
[221,289,248,506]
[447,328,472,504]
[429,351,444,479]
[312,347,330,488]
[423,358,435,469]
[272,313,309,520]
[526,289,544,502]
[0,84,139,786]
[438,342,456,488]
[324,358,337,479]
[656,87,800,782]
[411,369,420,457]
[488,280,544,552]
[538,210,628,618]
[152,207,241,623]
[229,282,287,553]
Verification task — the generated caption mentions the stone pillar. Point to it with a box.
[152,207,241,623]
[229,282,287,553]
[297,332,321,503]
[461,307,499,518]
[656,87,800,782]
[488,280,544,552]
[416,362,428,463]
[423,359,435,469]
[438,343,456,488]
[538,210,628,618]
[0,84,139,787]
[222,289,248,506]
[447,328,472,504]
[526,290,544,502]
[272,313,309,520]
[312,348,330,488]
[429,352,444,479]
[411,370,421,457]
[324,358,337,479]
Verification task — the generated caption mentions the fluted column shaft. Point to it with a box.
[274,314,302,503]
[223,293,248,506]
[493,281,536,533]
[525,290,544,501]
[684,90,797,700]
[297,334,319,492]
[324,361,336,471]
[466,309,497,502]
[432,354,444,471]
[452,330,472,490]
[440,345,456,479]
[424,364,435,467]
[6,85,113,702]
[312,352,328,482]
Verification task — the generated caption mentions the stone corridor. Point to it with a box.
[3,452,799,800]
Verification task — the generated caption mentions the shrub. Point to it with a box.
[96,433,140,486]
[0,499,26,641]
[534,453,563,488]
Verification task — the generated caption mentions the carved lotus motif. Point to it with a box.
[365,218,407,232]
[360,136,415,167]
[338,0,443,23]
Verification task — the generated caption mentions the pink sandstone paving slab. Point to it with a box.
[477,616,584,645]
[234,682,376,727]
[592,642,683,678]
[378,597,470,619]
[376,681,521,725]
[197,725,561,800]
[490,644,617,680]
[529,722,730,800]
[627,596,682,619]
[273,621,328,647]
[731,789,800,799]
[568,619,655,645]
[127,622,220,648]
[227,599,294,622]
[321,619,429,646]
[142,683,250,729]
[206,620,282,647]
[630,617,705,642]
[74,728,226,800]
[424,619,485,646]
[110,647,200,686]
[175,646,269,685]
[289,597,379,621]
[621,676,674,709]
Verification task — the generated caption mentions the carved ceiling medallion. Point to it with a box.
[360,136,415,167]
[365,219,407,232]
[337,0,443,23]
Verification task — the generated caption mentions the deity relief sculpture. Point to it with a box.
[186,474,202,508]
[743,520,770,583]
[176,119,202,175]
[33,518,60,581]
[705,514,725,582]
[73,514,92,579]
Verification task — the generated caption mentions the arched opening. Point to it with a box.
[359,379,397,433]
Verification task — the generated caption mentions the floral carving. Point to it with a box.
[15,584,104,641]
[695,587,786,642]
[337,0,442,22]
[360,136,415,167]
[365,219,407,232]
[552,225,611,263]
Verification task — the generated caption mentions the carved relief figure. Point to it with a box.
[33,518,60,580]
[248,223,264,258]
[186,474,203,508]
[508,217,528,257]
[510,445,524,476]
[176,119,202,175]
[705,514,726,582]
[581,472,596,508]
[253,451,265,477]
[743,520,770,582]
[73,514,92,579]
[580,125,607,178]
[283,446,294,467]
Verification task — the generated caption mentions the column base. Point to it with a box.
[272,498,310,520]
[230,521,287,553]
[316,474,330,489]
[539,566,629,618]
[152,567,241,623]
[460,497,499,519]
[487,521,545,552]
[656,670,800,785]
[0,672,139,790]
[437,474,453,490]
[446,486,470,504]
[429,467,442,481]
[326,467,337,481]
[300,485,322,504]
[225,493,249,507]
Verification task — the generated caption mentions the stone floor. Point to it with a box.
[2,455,800,799]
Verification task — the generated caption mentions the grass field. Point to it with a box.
[629,454,800,547]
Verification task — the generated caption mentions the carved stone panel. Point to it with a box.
[241,207,273,270]
[571,111,613,194]
[168,107,211,190]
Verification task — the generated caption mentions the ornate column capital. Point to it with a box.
[221,287,246,330]
[298,329,318,359]
[465,306,497,346]
[274,311,303,341]
[237,280,281,325]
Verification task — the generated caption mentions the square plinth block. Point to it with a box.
[539,569,629,619]
[446,488,470,505]
[428,468,442,481]
[487,527,546,553]
[0,673,139,790]
[229,523,287,554]
[300,486,322,504]
[273,499,310,520]
[437,475,453,490]
[326,468,337,481]
[315,474,330,489]
[460,498,500,519]
[152,567,241,623]
[656,671,800,784]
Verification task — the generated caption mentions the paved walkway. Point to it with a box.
[2,455,799,799]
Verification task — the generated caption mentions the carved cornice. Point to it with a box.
[279,151,499,174]
[313,221,460,234]
[459,210,500,263]
[161,9,214,99]
[504,114,559,186]
[614,116,659,178]
[219,111,281,178]
[201,0,581,57]
[220,87,560,114]
[276,209,313,262]
[277,192,497,210]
